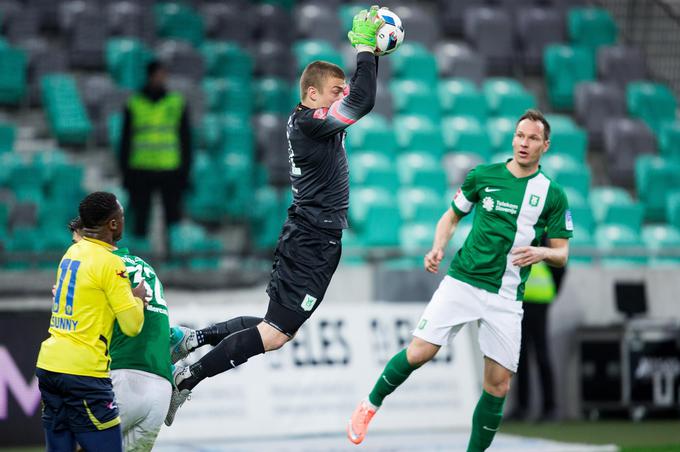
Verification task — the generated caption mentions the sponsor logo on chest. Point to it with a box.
[482,195,519,215]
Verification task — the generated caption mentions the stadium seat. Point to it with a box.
[168,222,222,270]
[390,42,438,83]
[154,2,205,47]
[642,224,680,266]
[464,6,514,74]
[203,78,252,116]
[390,79,440,121]
[294,3,342,44]
[574,81,626,149]
[250,185,288,251]
[106,38,153,91]
[435,42,486,84]
[107,1,154,41]
[349,186,401,247]
[438,78,487,121]
[659,121,680,161]
[5,7,39,42]
[68,10,106,70]
[589,187,643,230]
[666,192,680,231]
[200,2,251,45]
[635,155,680,222]
[398,187,444,224]
[393,115,445,157]
[0,46,27,105]
[41,74,92,145]
[221,114,254,157]
[567,7,617,52]
[254,3,293,44]
[443,152,486,186]
[597,45,646,87]
[399,222,434,259]
[253,40,293,79]
[545,114,588,160]
[486,116,515,153]
[595,224,646,266]
[627,81,678,136]
[516,6,565,74]
[392,5,441,49]
[349,151,399,192]
[397,152,448,192]
[201,41,252,81]
[156,40,205,82]
[253,113,288,186]
[441,116,492,161]
[345,113,397,155]
[544,44,595,110]
[551,166,591,199]
[253,78,291,115]
[604,118,657,188]
[483,78,536,117]
[0,123,16,153]
[292,40,343,76]
[436,0,485,37]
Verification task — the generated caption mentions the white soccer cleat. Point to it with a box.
[170,326,197,364]
[164,365,192,426]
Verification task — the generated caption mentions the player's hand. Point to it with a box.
[511,246,547,267]
[132,281,152,306]
[424,248,444,273]
[347,5,384,49]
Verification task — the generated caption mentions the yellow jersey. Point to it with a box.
[36,237,140,378]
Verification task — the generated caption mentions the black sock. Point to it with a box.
[197,316,262,347]
[179,326,265,391]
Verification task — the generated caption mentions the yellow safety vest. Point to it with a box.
[128,92,184,171]
[523,261,556,303]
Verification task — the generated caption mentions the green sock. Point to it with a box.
[367,348,419,407]
[466,390,506,452]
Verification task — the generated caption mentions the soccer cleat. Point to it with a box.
[164,365,192,426]
[347,399,378,445]
[170,326,197,364]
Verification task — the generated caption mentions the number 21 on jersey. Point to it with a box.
[53,259,81,316]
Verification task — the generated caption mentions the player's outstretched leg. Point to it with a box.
[348,343,429,445]
[466,358,511,452]
[170,316,262,363]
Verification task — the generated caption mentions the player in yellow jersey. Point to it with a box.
[36,192,147,452]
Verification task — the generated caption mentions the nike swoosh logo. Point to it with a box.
[482,426,499,432]
[484,187,500,192]
[230,360,236,368]
[382,375,396,387]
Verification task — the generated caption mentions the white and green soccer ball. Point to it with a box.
[374,7,405,56]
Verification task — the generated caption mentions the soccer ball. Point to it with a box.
[374,8,405,56]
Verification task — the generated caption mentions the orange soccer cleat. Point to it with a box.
[347,399,378,445]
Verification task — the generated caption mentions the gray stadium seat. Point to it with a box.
[201,2,252,45]
[574,81,626,149]
[373,79,394,120]
[295,3,342,45]
[168,76,204,125]
[107,1,154,42]
[603,118,657,187]
[5,9,40,42]
[253,40,293,79]
[254,4,292,44]
[516,6,565,74]
[464,6,514,75]
[80,75,127,145]
[69,11,107,69]
[436,0,484,37]
[392,4,441,49]
[443,152,486,186]
[435,41,486,84]
[254,113,289,187]
[597,45,647,87]
[27,0,64,31]
[58,0,95,34]
[20,38,68,106]
[156,40,205,82]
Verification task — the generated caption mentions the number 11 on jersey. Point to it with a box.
[53,259,81,316]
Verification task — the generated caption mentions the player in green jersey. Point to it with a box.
[348,110,573,451]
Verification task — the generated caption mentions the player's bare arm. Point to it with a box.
[511,237,569,268]
[424,207,461,274]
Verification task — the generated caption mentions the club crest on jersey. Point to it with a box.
[529,194,540,207]
[301,294,317,312]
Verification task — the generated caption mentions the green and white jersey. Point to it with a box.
[449,162,573,301]
[109,248,172,383]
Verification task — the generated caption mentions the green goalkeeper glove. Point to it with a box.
[347,5,385,48]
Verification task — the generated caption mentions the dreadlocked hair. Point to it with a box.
[79,192,119,228]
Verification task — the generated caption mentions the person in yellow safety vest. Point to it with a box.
[119,60,192,242]
[511,239,566,423]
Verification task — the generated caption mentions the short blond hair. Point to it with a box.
[299,60,345,101]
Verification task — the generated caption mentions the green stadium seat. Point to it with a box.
[0,122,15,153]
[390,79,440,120]
[349,186,401,247]
[400,222,433,257]
[168,222,222,269]
[483,78,536,117]
[339,4,364,36]
[398,187,444,224]
[345,113,396,154]
[635,155,680,221]
[349,151,399,191]
[486,117,516,153]
[541,153,581,176]
[203,78,253,116]
[253,77,291,115]
[567,8,618,52]
[394,115,445,156]
[552,166,591,199]
[596,224,646,266]
[41,74,92,145]
[201,41,252,80]
[642,224,680,265]
[260,0,295,10]
[569,225,596,265]
[0,46,27,105]
[198,114,223,152]
[397,152,448,192]
[438,78,487,121]
[589,186,633,222]
[107,113,123,153]
[666,192,680,230]
[545,114,588,160]
[544,44,595,110]
[627,81,677,136]
[390,42,438,83]
[293,40,343,75]
[250,185,288,250]
[155,2,205,47]
[442,116,492,160]
[106,38,153,91]
[450,217,473,253]
[659,121,680,161]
